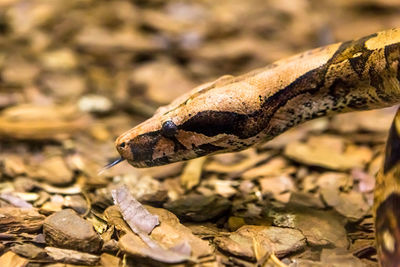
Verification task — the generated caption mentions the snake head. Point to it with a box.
[115,114,179,167]
[115,76,265,167]
[115,108,236,168]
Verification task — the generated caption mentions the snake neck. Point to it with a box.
[257,34,400,141]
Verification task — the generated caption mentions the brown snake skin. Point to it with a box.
[116,28,400,266]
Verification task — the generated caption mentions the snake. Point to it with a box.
[114,28,400,266]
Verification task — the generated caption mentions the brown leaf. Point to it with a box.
[43,209,103,253]
[100,253,121,267]
[0,105,90,140]
[164,194,231,222]
[131,60,195,105]
[0,207,45,233]
[320,248,365,267]
[139,162,184,180]
[285,135,373,171]
[76,27,161,53]
[331,108,395,133]
[119,233,190,264]
[146,206,212,258]
[104,205,133,234]
[45,247,100,265]
[112,174,167,204]
[0,251,29,267]
[0,154,26,177]
[215,225,305,260]
[332,191,371,222]
[205,149,271,174]
[273,207,348,248]
[180,157,207,190]
[259,175,295,196]
[242,157,294,180]
[11,243,47,260]
[29,155,74,186]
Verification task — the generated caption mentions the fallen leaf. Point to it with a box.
[0,207,45,233]
[242,157,294,180]
[215,225,305,260]
[100,253,121,267]
[285,135,373,171]
[272,206,349,248]
[164,194,231,222]
[119,233,190,264]
[111,185,159,235]
[259,175,295,196]
[112,186,193,263]
[180,157,206,190]
[11,243,47,260]
[146,206,212,258]
[45,247,100,265]
[0,104,90,140]
[205,150,271,174]
[0,193,33,208]
[0,251,29,267]
[320,248,365,267]
[43,209,103,253]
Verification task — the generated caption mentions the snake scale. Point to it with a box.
[115,28,400,266]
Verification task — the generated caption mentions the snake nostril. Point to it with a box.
[119,142,126,148]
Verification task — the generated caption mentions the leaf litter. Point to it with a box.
[0,0,396,266]
[112,186,192,263]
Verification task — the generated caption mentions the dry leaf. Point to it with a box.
[0,207,45,233]
[146,206,212,259]
[119,233,190,264]
[205,150,271,174]
[45,247,100,265]
[242,157,294,179]
[164,194,231,221]
[0,193,33,208]
[111,185,159,235]
[180,157,206,190]
[43,209,103,253]
[100,253,121,267]
[11,243,47,260]
[0,251,29,267]
[285,135,373,171]
[215,225,305,260]
[0,104,90,140]
[112,186,195,263]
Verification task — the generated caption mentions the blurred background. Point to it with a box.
[0,0,400,265]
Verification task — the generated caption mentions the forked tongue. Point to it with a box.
[98,157,125,175]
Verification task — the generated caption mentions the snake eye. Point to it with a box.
[161,120,178,138]
[119,142,126,148]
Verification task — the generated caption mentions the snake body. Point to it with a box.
[116,28,400,266]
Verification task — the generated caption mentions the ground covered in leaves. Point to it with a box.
[1,0,400,266]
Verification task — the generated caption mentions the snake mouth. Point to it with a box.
[115,125,232,167]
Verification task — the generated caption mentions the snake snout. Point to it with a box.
[115,135,134,162]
